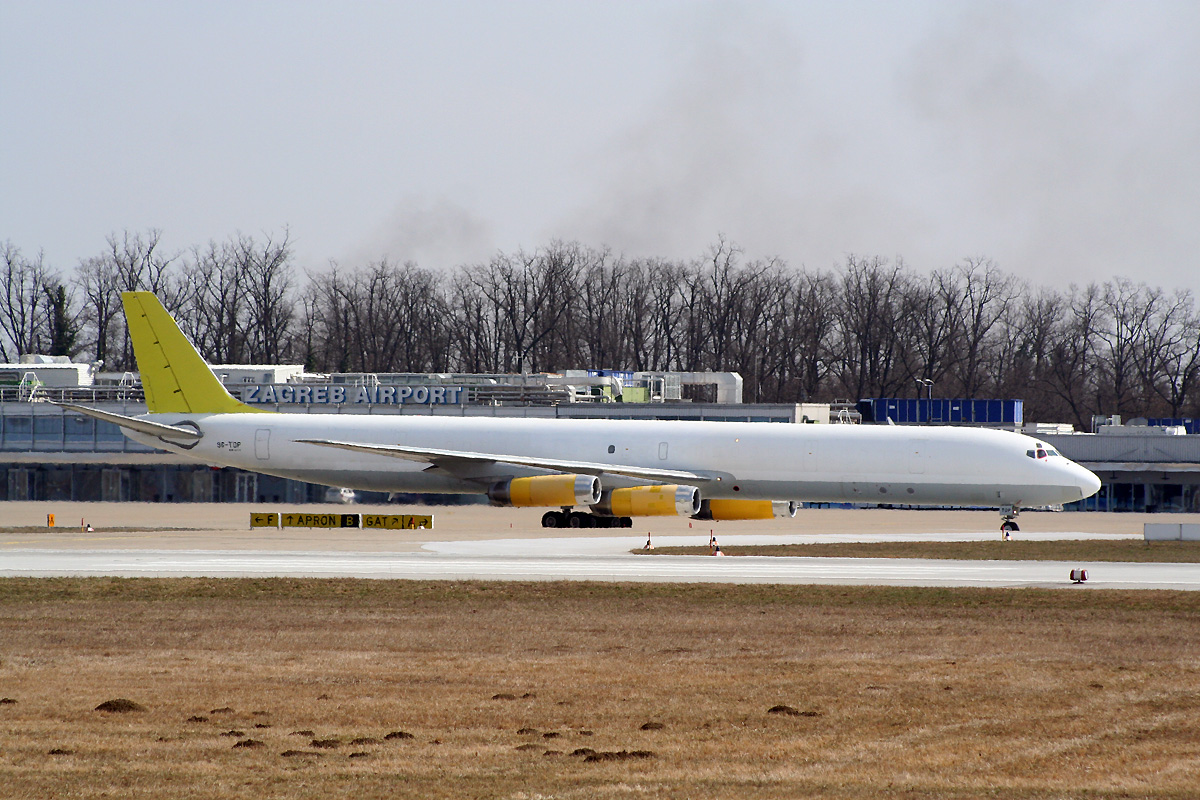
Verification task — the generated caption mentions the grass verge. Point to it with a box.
[1,578,1198,800]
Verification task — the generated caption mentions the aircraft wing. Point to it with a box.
[52,402,202,441]
[293,438,712,484]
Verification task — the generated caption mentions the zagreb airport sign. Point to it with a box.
[242,384,465,406]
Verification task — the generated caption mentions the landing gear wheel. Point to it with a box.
[542,511,565,528]
[999,505,1020,536]
[568,511,596,528]
[621,517,633,528]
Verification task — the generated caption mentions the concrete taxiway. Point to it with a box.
[5,530,1200,590]
[3,504,1199,589]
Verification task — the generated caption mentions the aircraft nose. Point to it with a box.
[1075,463,1102,499]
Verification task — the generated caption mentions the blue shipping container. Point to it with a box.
[857,398,1022,426]
[1146,418,1200,434]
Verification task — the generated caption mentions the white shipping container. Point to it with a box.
[1144,523,1182,541]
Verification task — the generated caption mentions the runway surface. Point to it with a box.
[5,530,1199,589]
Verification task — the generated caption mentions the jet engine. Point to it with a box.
[487,474,601,508]
[693,499,798,520]
[591,485,701,518]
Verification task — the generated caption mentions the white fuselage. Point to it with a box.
[125,414,1101,509]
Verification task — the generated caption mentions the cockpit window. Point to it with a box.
[1036,449,1048,459]
[1046,448,1060,457]
[1026,449,1036,459]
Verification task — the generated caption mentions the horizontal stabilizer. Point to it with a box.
[53,402,202,441]
[294,438,711,484]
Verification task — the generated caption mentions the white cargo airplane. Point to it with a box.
[58,292,1101,531]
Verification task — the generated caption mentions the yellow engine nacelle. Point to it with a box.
[694,499,798,520]
[487,474,601,508]
[591,485,701,518]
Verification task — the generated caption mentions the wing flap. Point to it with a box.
[293,438,711,484]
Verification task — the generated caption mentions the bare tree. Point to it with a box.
[77,229,178,370]
[301,259,450,374]
[16,225,1200,420]
[0,242,56,360]
[239,231,297,364]
[645,259,686,371]
[785,270,839,401]
[1134,288,1200,418]
[947,258,1017,397]
[719,257,784,402]
[461,244,577,373]
[1095,278,1153,415]
[901,267,962,391]
[573,248,628,369]
[1042,284,1104,429]
[994,285,1055,414]
[447,270,501,373]
[300,265,354,372]
[176,238,248,363]
[834,256,911,399]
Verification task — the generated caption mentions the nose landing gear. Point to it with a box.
[1000,505,1020,534]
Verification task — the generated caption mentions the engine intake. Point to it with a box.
[694,499,798,520]
[488,474,601,508]
[591,485,701,518]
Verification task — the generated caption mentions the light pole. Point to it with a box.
[915,378,934,425]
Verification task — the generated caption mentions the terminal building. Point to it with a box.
[2,357,1199,512]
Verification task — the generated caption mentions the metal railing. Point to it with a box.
[0,385,147,404]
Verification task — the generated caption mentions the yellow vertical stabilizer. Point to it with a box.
[122,291,266,414]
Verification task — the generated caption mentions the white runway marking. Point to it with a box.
[3,532,1198,590]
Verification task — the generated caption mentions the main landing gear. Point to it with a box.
[541,509,634,529]
[1000,505,1020,533]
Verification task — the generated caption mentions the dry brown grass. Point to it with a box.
[1,579,1199,799]
[641,540,1200,562]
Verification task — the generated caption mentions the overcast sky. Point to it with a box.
[3,1,1198,292]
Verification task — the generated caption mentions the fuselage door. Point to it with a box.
[255,428,271,461]
[658,442,669,460]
